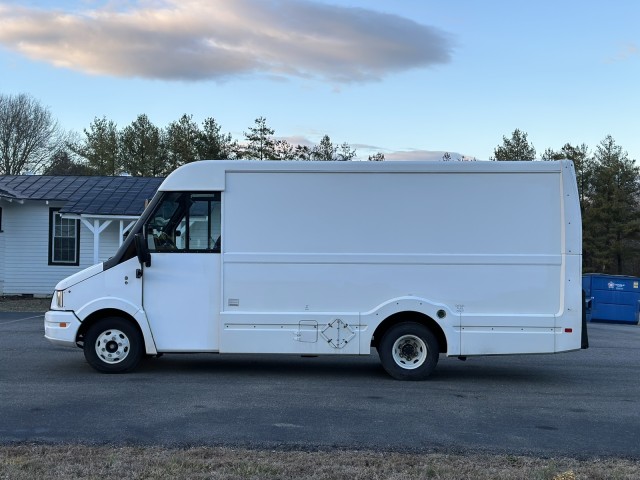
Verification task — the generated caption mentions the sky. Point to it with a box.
[0,0,638,161]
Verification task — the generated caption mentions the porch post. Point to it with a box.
[80,218,113,264]
[119,220,136,246]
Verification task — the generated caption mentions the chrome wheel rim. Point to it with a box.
[95,329,130,364]
[391,334,427,370]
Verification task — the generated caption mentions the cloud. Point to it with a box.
[384,149,476,162]
[0,0,454,82]
[346,144,479,161]
[606,43,639,64]
[278,135,315,148]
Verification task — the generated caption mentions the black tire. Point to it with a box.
[378,322,439,380]
[83,317,143,373]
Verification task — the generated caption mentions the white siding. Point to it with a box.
[1,201,125,296]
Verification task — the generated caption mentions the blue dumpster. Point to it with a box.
[582,274,640,325]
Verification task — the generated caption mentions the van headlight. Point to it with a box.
[55,290,64,309]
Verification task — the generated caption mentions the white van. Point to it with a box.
[45,160,586,380]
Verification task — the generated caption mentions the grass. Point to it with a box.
[1,445,639,480]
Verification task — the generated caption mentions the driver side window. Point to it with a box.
[146,192,221,253]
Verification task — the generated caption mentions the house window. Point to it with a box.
[49,208,80,266]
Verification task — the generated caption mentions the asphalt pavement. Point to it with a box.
[1,311,639,458]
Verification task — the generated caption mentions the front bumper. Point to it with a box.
[44,310,81,347]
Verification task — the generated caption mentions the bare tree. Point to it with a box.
[0,93,64,174]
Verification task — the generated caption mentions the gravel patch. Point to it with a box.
[0,296,51,312]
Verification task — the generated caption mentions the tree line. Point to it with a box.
[2,93,640,276]
[0,93,382,177]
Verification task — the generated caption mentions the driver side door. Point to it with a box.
[142,192,222,352]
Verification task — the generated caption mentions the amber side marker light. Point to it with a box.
[59,322,67,328]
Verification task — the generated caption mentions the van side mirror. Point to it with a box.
[134,233,151,267]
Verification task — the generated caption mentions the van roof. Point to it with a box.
[159,159,571,192]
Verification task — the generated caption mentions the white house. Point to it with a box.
[0,175,163,296]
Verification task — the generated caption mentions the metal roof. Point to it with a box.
[0,175,163,216]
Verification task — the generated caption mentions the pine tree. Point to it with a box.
[74,116,120,175]
[196,117,237,160]
[542,143,594,212]
[165,114,199,170]
[120,114,165,176]
[492,129,536,161]
[584,136,640,274]
[311,135,356,161]
[243,117,276,160]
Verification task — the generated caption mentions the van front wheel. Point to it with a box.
[83,317,143,373]
[378,322,439,380]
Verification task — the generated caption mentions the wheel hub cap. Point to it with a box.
[391,334,427,370]
[95,329,130,364]
[400,343,417,360]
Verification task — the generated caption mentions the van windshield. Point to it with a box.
[145,192,221,253]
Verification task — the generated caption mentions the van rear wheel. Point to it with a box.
[83,317,143,373]
[378,322,439,380]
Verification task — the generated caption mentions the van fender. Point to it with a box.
[360,296,461,356]
[75,297,157,355]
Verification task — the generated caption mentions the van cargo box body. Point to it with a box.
[45,160,584,379]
